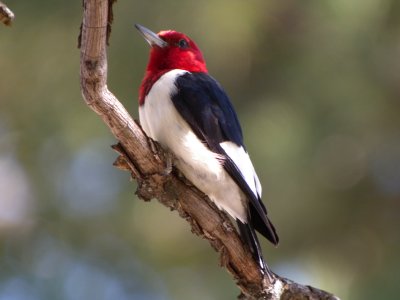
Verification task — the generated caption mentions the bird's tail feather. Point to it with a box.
[237,220,272,276]
[249,200,279,245]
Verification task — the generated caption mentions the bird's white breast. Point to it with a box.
[139,69,248,222]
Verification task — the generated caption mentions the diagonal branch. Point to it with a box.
[78,1,340,299]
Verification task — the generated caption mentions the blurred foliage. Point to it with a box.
[0,0,399,299]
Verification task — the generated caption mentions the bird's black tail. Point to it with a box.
[237,220,272,275]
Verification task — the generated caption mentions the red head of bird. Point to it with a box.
[135,24,208,104]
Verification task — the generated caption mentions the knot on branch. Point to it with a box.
[112,142,177,204]
[85,59,98,70]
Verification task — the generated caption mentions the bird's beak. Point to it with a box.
[135,24,167,48]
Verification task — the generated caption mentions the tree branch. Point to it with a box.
[78,1,340,299]
[0,1,14,26]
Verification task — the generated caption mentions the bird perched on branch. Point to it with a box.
[135,24,279,274]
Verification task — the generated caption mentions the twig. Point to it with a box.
[0,1,14,26]
[78,1,340,299]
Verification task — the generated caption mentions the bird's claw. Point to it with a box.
[162,151,173,176]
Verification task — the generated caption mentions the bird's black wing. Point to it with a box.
[171,72,278,245]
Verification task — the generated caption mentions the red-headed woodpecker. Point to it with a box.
[135,24,279,273]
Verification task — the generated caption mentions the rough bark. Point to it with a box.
[0,1,14,26]
[78,1,340,299]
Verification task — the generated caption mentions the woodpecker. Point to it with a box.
[135,24,279,273]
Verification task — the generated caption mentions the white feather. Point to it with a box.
[139,69,248,222]
[220,142,262,198]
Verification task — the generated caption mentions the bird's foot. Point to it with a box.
[162,151,173,175]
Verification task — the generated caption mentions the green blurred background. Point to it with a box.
[1,0,399,299]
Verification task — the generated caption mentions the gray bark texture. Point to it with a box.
[78,1,341,299]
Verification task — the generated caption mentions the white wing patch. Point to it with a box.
[220,141,262,198]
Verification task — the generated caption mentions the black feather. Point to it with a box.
[237,220,268,271]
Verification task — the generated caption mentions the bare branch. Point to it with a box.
[0,1,14,26]
[78,1,340,299]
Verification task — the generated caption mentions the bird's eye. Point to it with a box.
[178,39,189,49]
